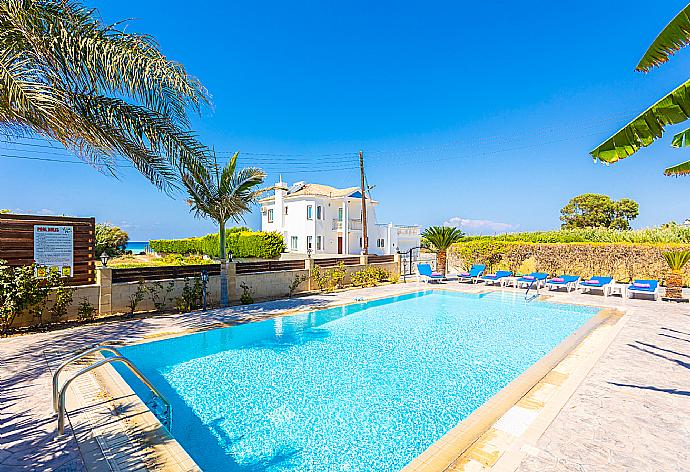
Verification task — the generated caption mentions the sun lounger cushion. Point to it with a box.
[632,282,650,288]
[552,277,565,283]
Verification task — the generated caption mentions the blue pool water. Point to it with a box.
[116,291,598,472]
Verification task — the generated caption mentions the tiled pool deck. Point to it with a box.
[1,282,689,471]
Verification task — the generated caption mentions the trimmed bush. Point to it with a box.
[449,241,690,285]
[150,230,285,259]
[459,226,690,244]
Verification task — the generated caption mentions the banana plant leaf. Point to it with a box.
[664,159,690,176]
[590,78,690,163]
[637,4,690,72]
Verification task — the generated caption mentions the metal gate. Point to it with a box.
[399,247,436,281]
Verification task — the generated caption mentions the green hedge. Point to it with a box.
[459,227,690,244]
[449,241,690,285]
[150,229,285,259]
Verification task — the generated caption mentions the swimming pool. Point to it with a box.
[116,290,598,472]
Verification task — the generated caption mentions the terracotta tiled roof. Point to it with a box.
[260,183,375,203]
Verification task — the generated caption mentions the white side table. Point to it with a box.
[502,276,519,288]
[607,282,627,298]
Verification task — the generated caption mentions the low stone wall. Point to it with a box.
[7,256,401,330]
[236,269,311,301]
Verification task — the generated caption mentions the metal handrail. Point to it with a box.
[525,279,540,301]
[56,355,172,435]
[52,345,123,412]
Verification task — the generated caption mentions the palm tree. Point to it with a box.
[421,226,465,276]
[182,151,266,306]
[0,0,210,190]
[591,4,690,176]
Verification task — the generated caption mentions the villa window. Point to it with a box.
[307,205,313,220]
[338,208,343,222]
[316,206,322,220]
[291,236,298,251]
[359,237,362,247]
[307,236,313,251]
[316,236,322,250]
[268,209,274,223]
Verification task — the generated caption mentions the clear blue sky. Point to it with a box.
[2,0,690,240]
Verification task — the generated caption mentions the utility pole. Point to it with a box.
[359,150,368,254]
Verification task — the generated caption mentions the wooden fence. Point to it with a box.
[111,264,221,283]
[315,257,361,268]
[368,255,395,264]
[235,259,306,275]
[0,213,95,286]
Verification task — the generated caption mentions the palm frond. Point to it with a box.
[0,0,211,189]
[637,4,690,72]
[590,78,690,164]
[181,151,266,226]
[664,159,690,176]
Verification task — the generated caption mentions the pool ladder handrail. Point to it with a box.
[525,279,540,301]
[53,345,172,435]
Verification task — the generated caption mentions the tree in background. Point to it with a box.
[95,224,129,256]
[0,210,9,214]
[182,152,265,306]
[560,194,639,230]
[0,0,211,190]
[421,226,465,275]
[590,4,690,176]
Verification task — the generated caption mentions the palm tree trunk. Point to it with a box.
[666,271,683,299]
[437,250,447,276]
[219,220,228,307]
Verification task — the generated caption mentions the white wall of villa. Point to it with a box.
[260,180,420,256]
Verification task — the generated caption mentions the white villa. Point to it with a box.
[260,180,421,256]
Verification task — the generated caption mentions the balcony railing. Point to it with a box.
[332,218,363,231]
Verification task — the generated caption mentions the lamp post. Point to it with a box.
[200,269,209,311]
[100,252,110,267]
[228,251,233,263]
[307,247,312,259]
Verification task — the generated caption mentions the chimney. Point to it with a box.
[275,176,288,227]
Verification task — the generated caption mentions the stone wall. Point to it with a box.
[8,256,400,329]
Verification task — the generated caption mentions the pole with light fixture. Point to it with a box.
[100,252,110,267]
[200,269,209,311]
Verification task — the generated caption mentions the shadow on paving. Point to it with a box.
[0,293,342,471]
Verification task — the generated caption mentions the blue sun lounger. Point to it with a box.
[546,275,580,292]
[627,279,660,301]
[481,270,513,286]
[515,272,548,289]
[578,276,614,296]
[417,263,444,284]
[457,264,486,284]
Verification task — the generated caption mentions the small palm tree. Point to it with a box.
[1,0,210,190]
[421,226,465,276]
[182,152,266,305]
[662,250,690,299]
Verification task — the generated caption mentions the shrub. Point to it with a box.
[48,281,75,323]
[351,266,391,287]
[146,280,175,311]
[239,282,254,304]
[127,280,147,315]
[95,224,129,256]
[311,262,346,292]
[150,229,285,259]
[77,297,97,322]
[0,261,59,333]
[288,274,310,298]
[175,277,203,312]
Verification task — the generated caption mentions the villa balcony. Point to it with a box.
[332,218,363,231]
